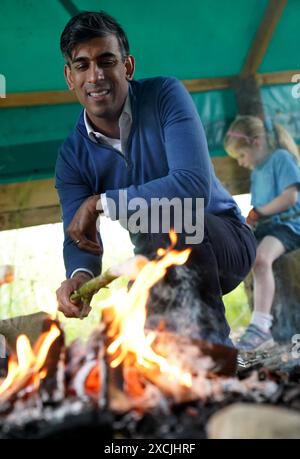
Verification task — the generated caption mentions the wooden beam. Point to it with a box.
[58,0,80,17]
[241,0,287,77]
[0,178,58,213]
[0,159,249,230]
[0,68,298,109]
[256,70,300,86]
[0,90,78,108]
[182,76,234,93]
[0,79,234,108]
[0,178,60,230]
[0,206,61,231]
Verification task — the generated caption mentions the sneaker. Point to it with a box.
[236,324,274,351]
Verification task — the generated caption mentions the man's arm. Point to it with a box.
[55,145,103,278]
[55,144,103,317]
[65,194,104,257]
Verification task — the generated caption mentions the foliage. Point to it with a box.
[223,283,251,331]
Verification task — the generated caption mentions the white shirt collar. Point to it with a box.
[84,94,132,151]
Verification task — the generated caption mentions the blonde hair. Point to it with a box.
[224,115,300,164]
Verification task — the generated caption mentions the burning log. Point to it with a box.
[0,320,64,409]
[70,327,109,409]
[38,319,65,403]
[152,332,237,376]
[131,331,237,403]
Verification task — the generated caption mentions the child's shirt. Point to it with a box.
[251,148,300,235]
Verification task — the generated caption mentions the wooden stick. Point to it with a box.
[70,270,117,304]
[71,255,148,303]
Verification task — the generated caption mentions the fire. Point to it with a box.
[98,230,193,388]
[0,323,60,399]
[0,232,194,404]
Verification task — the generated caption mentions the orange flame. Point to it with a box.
[98,231,193,388]
[0,323,60,398]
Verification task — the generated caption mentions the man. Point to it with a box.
[56,11,256,345]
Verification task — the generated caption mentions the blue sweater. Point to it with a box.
[55,76,243,278]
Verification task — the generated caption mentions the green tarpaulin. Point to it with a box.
[1,0,299,183]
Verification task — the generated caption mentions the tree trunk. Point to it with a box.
[244,248,300,343]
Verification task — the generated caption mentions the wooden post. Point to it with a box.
[232,75,265,119]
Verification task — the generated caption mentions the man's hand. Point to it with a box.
[67,195,102,255]
[56,272,92,318]
[246,208,260,227]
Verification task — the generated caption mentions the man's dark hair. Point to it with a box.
[60,11,130,61]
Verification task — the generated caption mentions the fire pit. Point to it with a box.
[1,235,300,439]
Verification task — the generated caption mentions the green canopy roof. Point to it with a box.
[1,0,299,184]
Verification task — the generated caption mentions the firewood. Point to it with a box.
[0,320,63,406]
[238,343,299,373]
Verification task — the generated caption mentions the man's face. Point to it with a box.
[64,35,135,124]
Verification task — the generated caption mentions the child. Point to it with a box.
[224,115,300,351]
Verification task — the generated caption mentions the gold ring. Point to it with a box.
[75,239,81,245]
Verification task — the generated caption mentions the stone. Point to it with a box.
[0,311,51,352]
[207,403,300,439]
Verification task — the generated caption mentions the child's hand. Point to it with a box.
[246,208,260,227]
